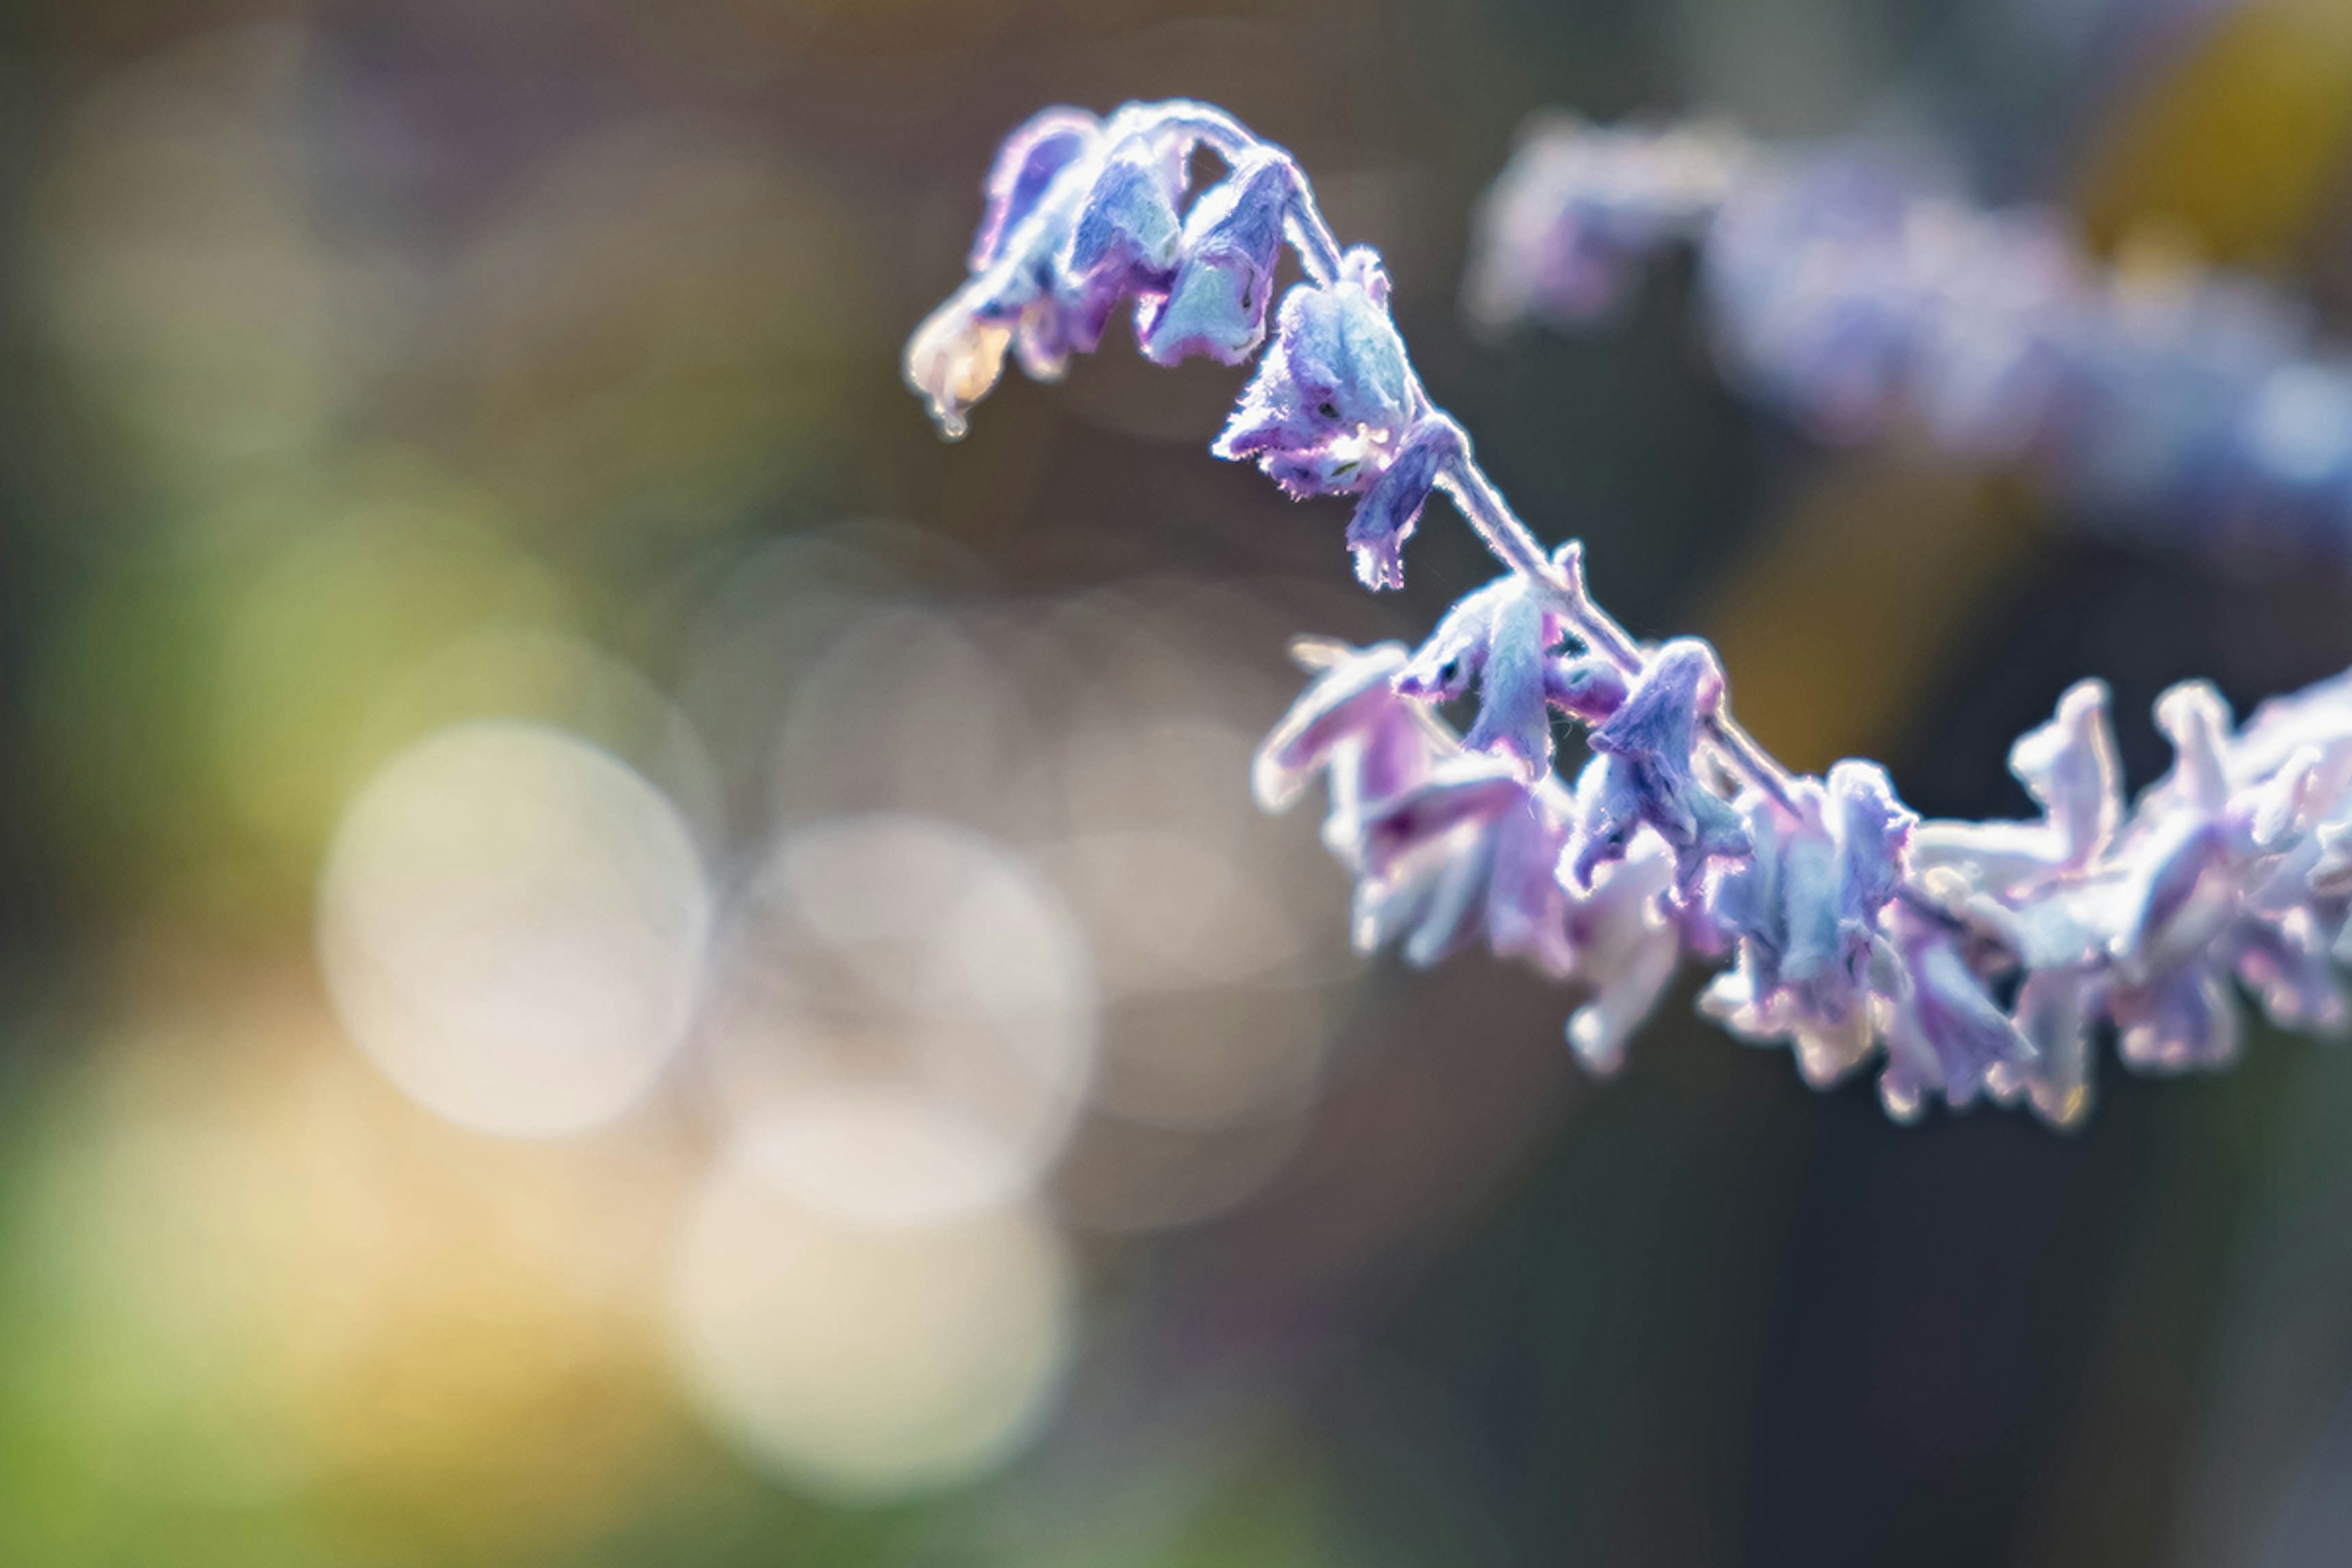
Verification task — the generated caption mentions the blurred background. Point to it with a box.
[3,1,2352,1564]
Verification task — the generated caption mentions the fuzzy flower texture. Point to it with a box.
[908,100,2352,1127]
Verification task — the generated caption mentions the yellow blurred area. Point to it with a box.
[1701,456,2032,774]
[0,966,698,1564]
[2076,0,2352,266]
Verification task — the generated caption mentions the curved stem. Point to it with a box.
[1131,100,1804,812]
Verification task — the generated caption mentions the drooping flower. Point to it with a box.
[1252,638,1448,866]
[1215,249,1414,497]
[1562,639,1750,895]
[1394,570,1575,779]
[1352,755,1540,967]
[1560,836,1680,1074]
[1057,134,1187,344]
[1701,760,1915,1088]
[1142,152,1294,366]
[907,109,1191,434]
[1344,417,1462,590]
[969,107,1102,272]
[1876,903,2033,1121]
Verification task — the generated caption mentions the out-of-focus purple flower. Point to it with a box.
[1303,718,1684,1064]
[1349,758,1520,965]
[1702,760,1915,1088]
[1563,639,1750,895]
[1878,905,2032,1121]
[1141,152,1294,366]
[1910,679,2122,895]
[1471,112,2352,557]
[2095,682,2352,1070]
[1252,638,1447,866]
[1395,570,1574,779]
[1561,836,1680,1073]
[1464,115,1749,332]
[1215,249,1414,497]
[1344,417,1463,590]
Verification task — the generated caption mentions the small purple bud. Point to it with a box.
[1278,251,1411,431]
[1396,573,1570,780]
[1459,588,1560,780]
[1395,576,1512,703]
[1565,639,1751,894]
[1215,250,1413,495]
[1345,418,1461,589]
[1061,135,1185,333]
[1142,153,1294,366]
[1880,915,2030,1118]
[1544,655,1629,725]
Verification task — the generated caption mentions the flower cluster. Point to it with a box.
[911,100,2352,1126]
[1468,116,2352,554]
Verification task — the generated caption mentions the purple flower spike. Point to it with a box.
[915,99,2352,1130]
[1564,639,1749,894]
[970,107,1102,272]
[1215,249,1414,497]
[1142,152,1295,366]
[1831,760,1914,916]
[1346,417,1463,589]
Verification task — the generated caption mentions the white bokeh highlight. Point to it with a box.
[318,720,711,1138]
[669,1135,1075,1501]
[700,815,1097,1224]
